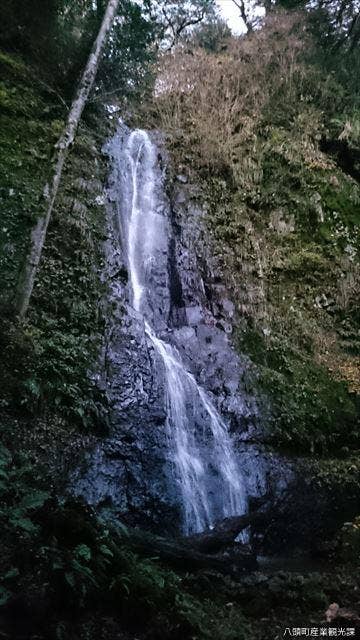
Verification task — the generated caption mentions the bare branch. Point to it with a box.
[230,0,253,32]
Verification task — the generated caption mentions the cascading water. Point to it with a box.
[116,128,247,534]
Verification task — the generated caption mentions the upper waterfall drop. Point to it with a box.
[124,130,161,315]
[116,127,248,534]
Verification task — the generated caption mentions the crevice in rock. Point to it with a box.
[168,229,186,328]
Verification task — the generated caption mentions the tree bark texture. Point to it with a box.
[15,0,120,319]
[120,510,270,576]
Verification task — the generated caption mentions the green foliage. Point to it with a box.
[187,16,231,52]
[320,181,360,234]
[143,0,216,48]
[0,54,62,303]
[260,147,360,252]
[0,446,356,640]
[0,444,51,606]
[0,0,158,101]
[0,0,217,104]
[235,570,328,615]
[97,0,158,102]
[0,444,246,639]
[280,245,330,278]
[0,484,249,639]
[237,328,359,453]
[0,444,50,538]
[0,51,107,427]
[168,16,360,459]
[306,455,360,491]
[48,533,249,638]
[339,516,360,563]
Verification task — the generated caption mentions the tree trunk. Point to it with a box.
[115,509,272,576]
[15,0,120,319]
[231,0,253,33]
[185,510,269,554]
[120,525,258,576]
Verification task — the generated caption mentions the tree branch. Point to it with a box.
[230,0,253,33]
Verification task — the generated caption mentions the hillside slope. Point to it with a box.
[0,9,360,640]
[150,13,360,454]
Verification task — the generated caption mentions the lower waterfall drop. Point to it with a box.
[116,128,248,534]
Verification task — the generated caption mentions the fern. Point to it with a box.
[19,490,49,510]
[0,586,11,606]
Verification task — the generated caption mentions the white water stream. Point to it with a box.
[121,129,247,534]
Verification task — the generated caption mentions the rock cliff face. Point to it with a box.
[72,125,293,539]
[70,123,359,553]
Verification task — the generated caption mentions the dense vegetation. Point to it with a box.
[0,0,359,638]
[151,6,360,454]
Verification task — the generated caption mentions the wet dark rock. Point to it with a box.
[70,128,332,547]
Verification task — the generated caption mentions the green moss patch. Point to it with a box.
[237,327,359,454]
[0,50,65,303]
[0,50,110,427]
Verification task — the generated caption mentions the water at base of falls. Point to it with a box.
[112,127,247,534]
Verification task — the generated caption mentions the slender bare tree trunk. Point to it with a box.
[231,0,253,33]
[15,0,120,319]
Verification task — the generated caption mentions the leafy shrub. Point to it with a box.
[0,480,249,640]
[238,328,359,453]
[0,444,50,606]
[0,444,50,538]
[0,50,108,428]
[151,13,315,176]
[0,444,248,638]
[339,516,360,562]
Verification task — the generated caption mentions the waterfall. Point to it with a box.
[117,128,247,534]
